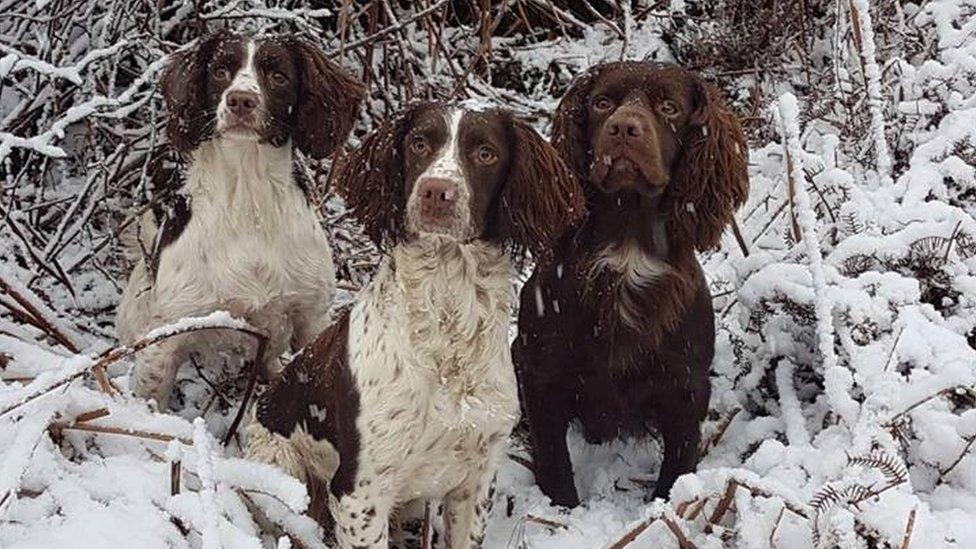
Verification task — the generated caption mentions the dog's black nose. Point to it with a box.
[417,177,457,224]
[227,91,259,116]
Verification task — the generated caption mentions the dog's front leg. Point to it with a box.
[131,336,185,409]
[331,488,394,548]
[442,469,495,549]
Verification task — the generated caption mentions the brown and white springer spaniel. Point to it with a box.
[514,62,749,505]
[116,31,364,408]
[246,101,584,547]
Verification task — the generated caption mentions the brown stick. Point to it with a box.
[706,479,740,529]
[730,216,750,257]
[607,515,658,549]
[662,516,697,549]
[783,145,803,243]
[0,272,82,353]
[50,421,192,445]
[899,507,917,549]
[700,408,741,455]
[171,460,181,496]
[524,514,569,530]
[222,334,268,446]
[769,505,786,546]
[421,501,431,549]
[940,435,976,479]
[74,407,110,423]
[684,498,709,521]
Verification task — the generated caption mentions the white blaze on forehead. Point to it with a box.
[421,108,464,181]
[228,39,260,95]
[407,108,475,237]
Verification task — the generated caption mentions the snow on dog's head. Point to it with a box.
[159,30,364,158]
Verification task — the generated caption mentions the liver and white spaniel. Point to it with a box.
[116,31,364,408]
[514,62,749,505]
[246,102,584,547]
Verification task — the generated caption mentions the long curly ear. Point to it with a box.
[667,76,749,251]
[289,38,366,159]
[500,120,586,264]
[159,32,229,153]
[551,69,599,184]
[330,110,414,249]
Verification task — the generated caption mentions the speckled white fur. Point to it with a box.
[117,137,336,408]
[248,236,518,548]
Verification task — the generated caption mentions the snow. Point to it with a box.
[3,1,976,548]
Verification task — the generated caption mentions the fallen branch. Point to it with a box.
[50,421,192,445]
[900,507,917,549]
[0,271,85,353]
[0,312,267,418]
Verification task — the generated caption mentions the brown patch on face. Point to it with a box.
[159,30,242,153]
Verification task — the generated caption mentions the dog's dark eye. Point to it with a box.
[658,100,680,117]
[271,72,289,86]
[593,96,614,112]
[409,135,430,156]
[214,67,231,81]
[475,145,498,166]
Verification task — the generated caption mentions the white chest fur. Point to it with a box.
[152,140,335,321]
[349,237,520,500]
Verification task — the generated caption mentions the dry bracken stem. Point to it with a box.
[900,507,917,549]
[50,421,193,445]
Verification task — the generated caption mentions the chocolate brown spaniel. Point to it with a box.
[513,62,749,505]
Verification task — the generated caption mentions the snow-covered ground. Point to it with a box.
[3,1,976,547]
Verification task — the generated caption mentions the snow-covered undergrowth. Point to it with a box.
[3,1,976,547]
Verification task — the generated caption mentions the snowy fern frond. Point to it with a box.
[847,450,909,484]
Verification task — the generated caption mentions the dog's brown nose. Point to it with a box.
[227,91,259,116]
[606,113,645,140]
[417,177,457,223]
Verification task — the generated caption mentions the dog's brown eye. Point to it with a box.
[409,136,430,155]
[215,67,231,81]
[658,100,680,117]
[475,145,498,165]
[271,72,288,86]
[593,96,614,112]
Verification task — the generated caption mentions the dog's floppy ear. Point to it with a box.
[551,67,602,184]
[666,73,749,251]
[159,31,229,154]
[289,38,366,159]
[499,119,586,264]
[331,109,415,249]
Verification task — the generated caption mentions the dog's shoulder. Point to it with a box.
[257,307,357,442]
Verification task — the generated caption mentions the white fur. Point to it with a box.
[248,236,518,548]
[117,138,336,407]
[593,240,671,330]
